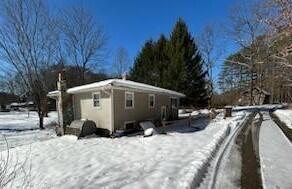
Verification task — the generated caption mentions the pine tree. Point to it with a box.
[153,34,169,87]
[167,19,208,107]
[130,19,209,107]
[129,40,156,85]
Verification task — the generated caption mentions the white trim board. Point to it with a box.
[125,91,134,109]
[148,94,155,108]
[92,92,101,109]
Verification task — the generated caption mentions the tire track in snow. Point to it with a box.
[207,111,257,189]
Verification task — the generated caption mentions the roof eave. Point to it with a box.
[111,85,185,98]
[67,84,113,94]
[47,91,59,99]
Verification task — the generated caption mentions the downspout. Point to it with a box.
[110,85,115,134]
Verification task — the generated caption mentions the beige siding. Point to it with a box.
[73,90,112,131]
[113,89,175,131]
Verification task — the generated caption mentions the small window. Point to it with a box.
[93,92,100,108]
[149,94,155,108]
[124,121,135,131]
[125,92,134,109]
[171,98,178,109]
[161,106,167,120]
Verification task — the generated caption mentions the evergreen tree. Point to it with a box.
[130,19,209,107]
[129,40,156,85]
[153,34,169,87]
[167,19,208,106]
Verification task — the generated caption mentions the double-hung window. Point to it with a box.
[125,92,134,109]
[149,94,155,108]
[170,97,178,109]
[93,92,101,108]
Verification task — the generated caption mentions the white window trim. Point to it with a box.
[161,106,167,120]
[124,120,136,130]
[125,91,134,109]
[148,94,155,108]
[170,97,178,108]
[92,92,101,109]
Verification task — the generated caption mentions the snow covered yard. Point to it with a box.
[274,109,292,129]
[1,111,248,189]
[0,111,58,151]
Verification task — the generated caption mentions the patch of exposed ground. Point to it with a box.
[238,112,263,189]
[270,111,292,142]
[198,112,257,189]
[201,111,263,189]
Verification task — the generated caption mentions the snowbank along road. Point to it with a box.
[199,106,292,189]
[259,111,292,189]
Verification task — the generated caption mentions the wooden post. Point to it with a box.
[224,106,232,119]
[57,71,67,135]
[162,118,166,127]
[188,113,191,127]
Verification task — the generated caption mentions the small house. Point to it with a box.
[0,92,18,112]
[238,87,271,106]
[48,78,185,134]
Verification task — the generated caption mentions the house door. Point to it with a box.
[161,106,167,121]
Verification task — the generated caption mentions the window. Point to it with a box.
[161,106,167,120]
[124,121,136,131]
[125,92,134,109]
[93,92,101,108]
[170,98,178,109]
[149,94,155,108]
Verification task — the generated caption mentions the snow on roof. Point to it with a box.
[242,87,271,95]
[47,90,60,97]
[10,101,34,106]
[67,79,185,97]
[10,102,19,106]
[66,79,114,94]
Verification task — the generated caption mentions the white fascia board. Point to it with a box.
[67,84,113,94]
[66,79,185,97]
[66,80,114,94]
[111,80,185,97]
[111,86,185,98]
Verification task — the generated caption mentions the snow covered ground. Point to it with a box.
[0,111,57,131]
[233,104,285,111]
[259,112,292,189]
[198,111,252,189]
[2,111,248,189]
[0,111,58,151]
[178,109,210,119]
[274,109,292,129]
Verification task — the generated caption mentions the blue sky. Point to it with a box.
[50,0,239,83]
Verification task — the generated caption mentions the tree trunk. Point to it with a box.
[39,112,44,130]
[250,72,254,106]
[43,97,48,117]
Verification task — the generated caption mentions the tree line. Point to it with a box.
[216,0,292,106]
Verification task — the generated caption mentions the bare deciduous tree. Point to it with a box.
[0,0,59,128]
[113,47,130,77]
[226,1,269,105]
[197,24,223,106]
[260,0,292,69]
[61,6,107,84]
